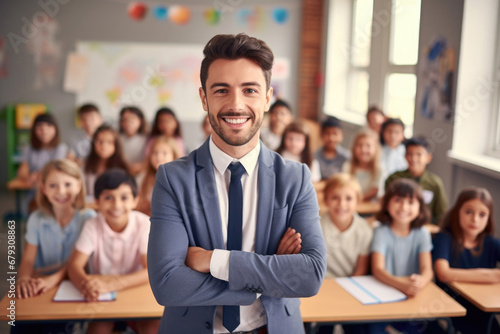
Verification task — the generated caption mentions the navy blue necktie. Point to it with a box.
[223,162,245,333]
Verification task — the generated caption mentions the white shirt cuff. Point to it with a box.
[210,249,231,281]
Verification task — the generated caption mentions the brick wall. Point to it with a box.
[298,0,324,120]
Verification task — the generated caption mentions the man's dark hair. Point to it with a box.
[405,136,431,153]
[321,116,342,133]
[200,33,274,92]
[94,168,138,199]
[78,104,100,116]
[269,99,291,113]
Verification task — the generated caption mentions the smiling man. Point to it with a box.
[148,33,326,334]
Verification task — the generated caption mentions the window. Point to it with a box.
[489,10,500,159]
[324,0,422,133]
[448,0,500,177]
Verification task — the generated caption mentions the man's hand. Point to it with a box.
[185,247,213,273]
[276,227,302,255]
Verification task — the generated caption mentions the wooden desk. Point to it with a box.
[301,279,465,324]
[0,279,466,330]
[448,282,500,333]
[356,201,381,216]
[7,178,34,191]
[0,283,163,322]
[448,282,500,313]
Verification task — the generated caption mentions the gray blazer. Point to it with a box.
[148,139,327,333]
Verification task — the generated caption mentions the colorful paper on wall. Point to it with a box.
[15,104,47,129]
[63,53,89,93]
[76,41,205,122]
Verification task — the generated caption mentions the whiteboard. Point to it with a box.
[75,41,205,122]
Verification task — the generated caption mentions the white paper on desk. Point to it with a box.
[53,280,116,302]
[336,275,407,305]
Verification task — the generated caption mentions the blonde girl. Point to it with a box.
[137,136,180,215]
[342,129,382,202]
[17,159,96,298]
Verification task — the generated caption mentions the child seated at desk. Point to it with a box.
[318,173,372,334]
[379,118,407,178]
[260,99,293,150]
[17,159,96,299]
[276,121,321,183]
[370,179,433,334]
[84,124,128,198]
[321,173,373,278]
[18,114,69,186]
[433,187,500,334]
[119,106,148,175]
[385,136,448,224]
[68,103,102,166]
[136,136,180,216]
[342,129,382,202]
[314,116,351,180]
[68,169,159,334]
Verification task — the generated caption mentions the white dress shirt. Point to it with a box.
[208,137,267,333]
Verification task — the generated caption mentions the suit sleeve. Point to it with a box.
[147,164,256,307]
[227,165,327,298]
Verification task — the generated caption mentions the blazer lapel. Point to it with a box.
[256,144,275,255]
[195,140,224,250]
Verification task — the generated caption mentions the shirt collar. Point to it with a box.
[98,211,136,241]
[209,135,260,177]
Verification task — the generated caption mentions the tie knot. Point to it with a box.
[228,162,246,180]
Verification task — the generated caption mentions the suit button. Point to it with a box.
[205,322,211,329]
[257,288,263,293]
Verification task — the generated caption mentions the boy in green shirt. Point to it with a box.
[385,136,448,224]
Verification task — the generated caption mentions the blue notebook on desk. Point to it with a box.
[336,275,407,305]
[53,280,116,302]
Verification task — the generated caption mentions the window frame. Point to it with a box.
[323,0,421,135]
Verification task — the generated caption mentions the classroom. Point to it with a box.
[0,0,499,333]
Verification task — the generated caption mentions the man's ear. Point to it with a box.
[199,87,208,112]
[264,86,274,112]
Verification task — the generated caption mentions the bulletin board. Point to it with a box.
[74,41,205,122]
